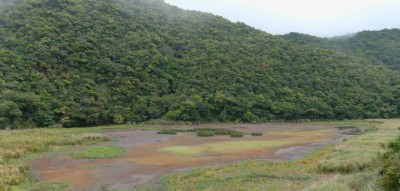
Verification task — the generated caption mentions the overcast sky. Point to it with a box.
[164,0,400,37]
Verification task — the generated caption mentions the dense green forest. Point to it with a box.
[1,0,400,129]
[284,29,400,70]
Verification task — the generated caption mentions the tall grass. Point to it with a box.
[317,120,399,173]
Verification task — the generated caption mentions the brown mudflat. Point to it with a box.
[28,123,343,190]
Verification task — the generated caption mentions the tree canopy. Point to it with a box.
[284,29,400,70]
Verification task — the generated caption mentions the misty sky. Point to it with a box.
[164,0,400,37]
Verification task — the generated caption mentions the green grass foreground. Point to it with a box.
[71,146,127,159]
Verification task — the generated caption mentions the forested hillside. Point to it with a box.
[284,29,400,70]
[1,0,399,129]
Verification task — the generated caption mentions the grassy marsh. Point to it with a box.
[160,119,399,190]
[1,120,398,190]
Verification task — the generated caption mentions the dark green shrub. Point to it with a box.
[196,128,239,136]
[380,136,400,190]
[170,129,187,133]
[214,129,236,135]
[197,131,215,137]
[380,159,400,190]
[157,130,177,135]
[230,132,244,138]
[387,138,400,152]
[185,128,246,138]
[251,132,263,136]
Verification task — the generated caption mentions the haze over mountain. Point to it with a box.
[165,0,400,37]
[0,0,399,129]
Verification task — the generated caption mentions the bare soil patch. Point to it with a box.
[28,123,344,190]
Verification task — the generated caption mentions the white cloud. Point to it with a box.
[164,0,400,37]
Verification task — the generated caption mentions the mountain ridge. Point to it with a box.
[283,28,400,70]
